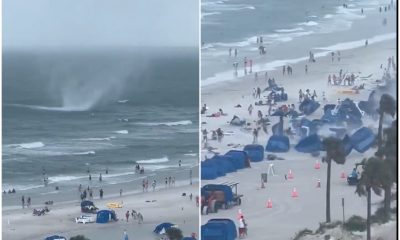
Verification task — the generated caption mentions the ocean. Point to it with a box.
[2,47,199,196]
[201,0,396,84]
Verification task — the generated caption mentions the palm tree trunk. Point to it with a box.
[367,187,371,240]
[384,185,391,219]
[326,159,331,223]
[377,112,384,154]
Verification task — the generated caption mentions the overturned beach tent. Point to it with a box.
[45,236,67,240]
[299,99,320,115]
[201,165,219,180]
[201,219,237,240]
[153,222,176,234]
[96,210,117,223]
[295,134,323,153]
[224,150,249,169]
[350,127,375,153]
[265,135,290,153]
[243,144,264,162]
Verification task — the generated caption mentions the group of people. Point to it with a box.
[282,65,293,75]
[3,188,16,194]
[298,89,318,103]
[124,210,144,224]
[21,195,32,208]
[135,164,145,174]
[164,176,177,188]
[78,185,104,200]
[327,71,357,86]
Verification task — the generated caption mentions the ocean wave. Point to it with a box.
[324,14,334,19]
[72,151,96,155]
[48,175,86,183]
[6,103,90,112]
[114,130,129,134]
[184,153,198,157]
[8,142,45,149]
[117,99,129,103]
[275,27,304,33]
[202,11,221,18]
[79,137,113,141]
[297,21,319,26]
[135,120,193,126]
[136,157,169,164]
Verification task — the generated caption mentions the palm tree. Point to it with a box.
[376,94,395,156]
[356,157,389,240]
[322,137,346,223]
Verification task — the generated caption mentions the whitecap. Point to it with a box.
[114,130,129,134]
[136,157,169,164]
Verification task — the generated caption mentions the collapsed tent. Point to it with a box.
[201,219,237,240]
[350,127,375,153]
[265,135,290,152]
[224,150,249,169]
[201,165,218,180]
[153,222,176,234]
[299,99,320,115]
[96,210,117,223]
[243,144,264,162]
[295,134,322,153]
[45,236,67,240]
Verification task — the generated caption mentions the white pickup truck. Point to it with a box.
[75,215,96,224]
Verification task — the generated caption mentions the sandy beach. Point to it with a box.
[200,35,397,240]
[3,181,199,240]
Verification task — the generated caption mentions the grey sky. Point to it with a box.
[3,0,199,49]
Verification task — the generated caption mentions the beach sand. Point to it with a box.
[3,181,199,240]
[201,37,396,240]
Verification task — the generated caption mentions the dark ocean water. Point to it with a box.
[2,48,199,192]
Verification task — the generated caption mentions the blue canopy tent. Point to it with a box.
[201,219,237,240]
[295,134,323,153]
[224,150,248,169]
[153,222,176,234]
[350,127,375,153]
[202,159,226,177]
[243,144,264,162]
[96,210,117,223]
[201,165,218,180]
[201,185,234,205]
[336,99,363,128]
[210,155,237,173]
[45,236,67,240]
[265,135,290,152]
[342,134,353,156]
[299,99,320,115]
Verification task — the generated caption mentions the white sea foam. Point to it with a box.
[48,175,85,183]
[184,153,198,157]
[73,151,96,155]
[297,21,319,26]
[7,103,90,112]
[135,120,192,126]
[136,157,169,164]
[114,130,129,134]
[324,14,334,19]
[10,142,45,149]
[117,99,129,103]
[80,137,112,141]
[202,11,221,18]
[275,27,304,33]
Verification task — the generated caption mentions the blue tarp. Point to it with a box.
[202,159,226,177]
[243,144,264,162]
[45,236,67,240]
[201,165,218,180]
[96,210,116,223]
[153,222,175,234]
[299,99,320,115]
[201,185,234,204]
[295,134,322,153]
[342,135,353,156]
[265,135,290,152]
[224,150,247,169]
[350,127,375,153]
[201,219,237,240]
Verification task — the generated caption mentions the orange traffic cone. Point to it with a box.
[288,169,294,179]
[314,160,321,169]
[316,179,321,188]
[266,199,272,208]
[341,171,346,179]
[291,187,298,198]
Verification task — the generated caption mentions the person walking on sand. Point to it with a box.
[142,179,146,192]
[123,230,129,240]
[229,47,232,57]
[27,197,31,208]
[256,87,261,99]
[238,216,247,238]
[152,180,156,191]
[305,64,308,74]
[21,195,25,208]
[99,188,104,199]
[234,48,238,57]
[282,65,286,75]
[125,211,130,222]
[138,212,144,224]
[252,128,259,144]
[248,104,253,115]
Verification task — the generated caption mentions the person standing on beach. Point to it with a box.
[99,173,102,182]
[165,178,168,188]
[282,65,286,75]
[21,196,25,208]
[120,189,123,196]
[190,169,193,185]
[254,72,258,82]
[89,189,93,199]
[337,51,341,61]
[256,87,261,99]
[89,174,92,181]
[179,160,182,167]
[365,39,368,47]
[234,48,238,57]
[152,180,156,191]
[145,179,149,192]
[229,48,232,57]
[99,188,104,199]
[252,128,259,144]
[172,177,175,187]
[305,65,308,74]
[248,104,253,115]
[27,197,31,208]
[125,211,130,222]
[331,52,334,62]
[361,8,364,14]
[249,59,253,73]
